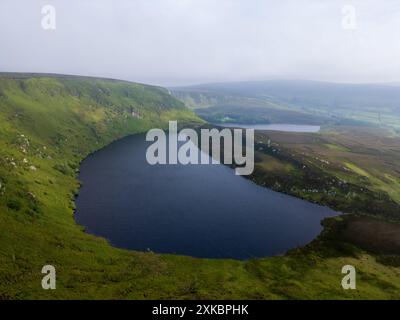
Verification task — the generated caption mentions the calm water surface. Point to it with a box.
[75,134,337,259]
[217,123,321,132]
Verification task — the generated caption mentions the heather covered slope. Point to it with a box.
[0,74,399,299]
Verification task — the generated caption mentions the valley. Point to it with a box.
[172,80,400,132]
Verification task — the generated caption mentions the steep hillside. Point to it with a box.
[0,74,399,299]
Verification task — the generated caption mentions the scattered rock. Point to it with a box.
[27,192,36,199]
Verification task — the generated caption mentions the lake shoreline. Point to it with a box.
[212,123,321,133]
[74,131,339,260]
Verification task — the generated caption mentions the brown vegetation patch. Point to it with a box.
[338,216,400,254]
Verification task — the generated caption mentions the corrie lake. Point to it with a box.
[75,133,338,260]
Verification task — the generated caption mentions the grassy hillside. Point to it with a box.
[0,74,399,299]
[249,126,400,220]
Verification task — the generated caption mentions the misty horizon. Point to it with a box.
[1,0,400,86]
[2,71,400,89]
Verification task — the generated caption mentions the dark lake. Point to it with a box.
[75,134,338,260]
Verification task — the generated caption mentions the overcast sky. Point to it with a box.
[1,0,399,86]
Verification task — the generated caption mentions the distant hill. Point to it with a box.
[172,80,400,129]
[174,80,400,109]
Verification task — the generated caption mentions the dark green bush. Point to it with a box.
[7,199,22,211]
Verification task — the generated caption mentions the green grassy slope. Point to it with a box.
[0,74,399,299]
[249,127,400,221]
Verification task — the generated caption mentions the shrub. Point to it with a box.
[7,199,22,211]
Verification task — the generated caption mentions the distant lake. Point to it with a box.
[217,123,321,132]
[75,134,337,260]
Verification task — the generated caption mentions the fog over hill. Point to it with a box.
[173,80,400,110]
[172,80,400,129]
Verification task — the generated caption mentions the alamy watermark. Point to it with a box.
[41,265,56,290]
[41,5,56,30]
[341,265,356,290]
[146,121,255,176]
[341,5,357,30]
